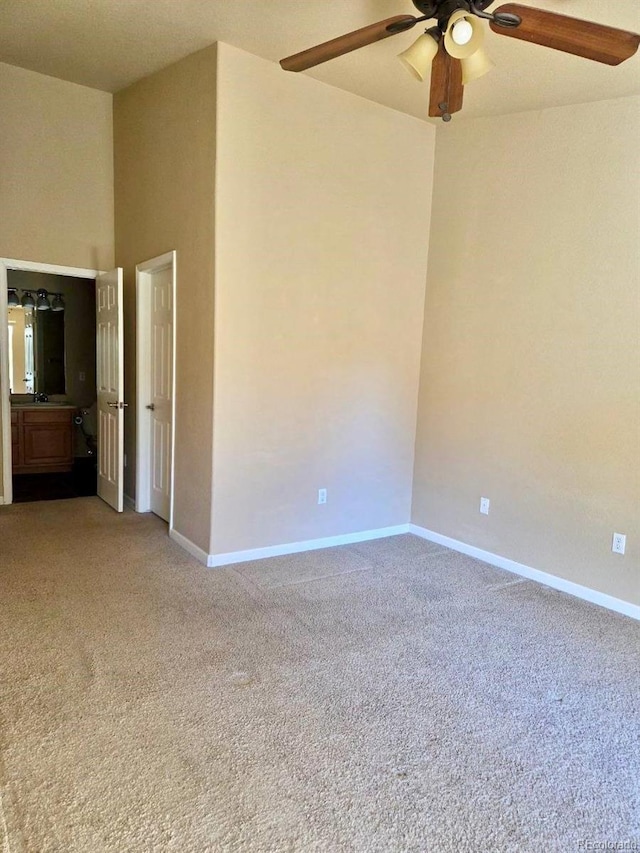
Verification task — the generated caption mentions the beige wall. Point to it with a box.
[5,48,634,612]
[0,63,114,269]
[212,44,435,554]
[114,45,217,551]
[412,96,640,606]
[0,62,114,500]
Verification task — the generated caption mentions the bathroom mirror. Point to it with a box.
[7,303,66,396]
[7,270,96,405]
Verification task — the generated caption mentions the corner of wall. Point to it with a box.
[410,96,640,608]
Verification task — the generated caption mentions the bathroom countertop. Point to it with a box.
[10,403,77,410]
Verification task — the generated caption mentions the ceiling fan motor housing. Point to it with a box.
[411,0,494,17]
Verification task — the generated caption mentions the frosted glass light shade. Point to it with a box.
[36,289,51,311]
[460,47,495,84]
[8,288,19,307]
[398,32,439,82]
[51,293,65,312]
[444,10,485,59]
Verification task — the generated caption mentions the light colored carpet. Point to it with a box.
[0,497,638,853]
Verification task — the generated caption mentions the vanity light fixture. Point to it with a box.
[50,293,65,312]
[21,290,35,309]
[8,287,65,311]
[36,289,51,311]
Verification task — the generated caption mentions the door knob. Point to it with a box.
[146,404,155,411]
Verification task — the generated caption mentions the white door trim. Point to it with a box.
[0,257,102,506]
[135,251,177,528]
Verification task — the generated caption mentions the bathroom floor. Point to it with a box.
[12,458,97,503]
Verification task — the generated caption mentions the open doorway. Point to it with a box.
[7,269,98,503]
[1,258,125,512]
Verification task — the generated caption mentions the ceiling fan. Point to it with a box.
[280,2,640,121]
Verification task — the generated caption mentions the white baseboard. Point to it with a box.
[167,519,638,621]
[206,524,411,568]
[123,494,136,511]
[169,527,210,565]
[409,524,640,622]
[168,524,411,569]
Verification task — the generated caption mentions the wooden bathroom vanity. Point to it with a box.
[11,404,76,475]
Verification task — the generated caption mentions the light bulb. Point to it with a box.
[452,19,473,46]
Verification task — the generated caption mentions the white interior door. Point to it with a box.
[96,268,125,512]
[148,265,173,521]
[136,252,176,525]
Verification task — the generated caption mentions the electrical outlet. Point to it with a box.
[79,371,86,382]
[612,533,626,555]
[480,497,490,515]
[318,488,327,505]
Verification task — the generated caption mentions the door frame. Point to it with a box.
[135,251,177,527]
[0,257,102,506]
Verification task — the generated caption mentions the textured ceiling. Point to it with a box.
[0,0,638,120]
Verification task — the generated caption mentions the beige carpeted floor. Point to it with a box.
[0,497,638,853]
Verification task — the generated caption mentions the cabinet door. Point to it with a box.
[22,423,72,467]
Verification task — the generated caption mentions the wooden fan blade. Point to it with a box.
[429,42,464,118]
[280,15,418,72]
[490,4,640,66]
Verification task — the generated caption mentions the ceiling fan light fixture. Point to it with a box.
[444,10,485,59]
[398,31,439,81]
[460,46,495,84]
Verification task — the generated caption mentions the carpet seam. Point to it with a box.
[258,563,378,590]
